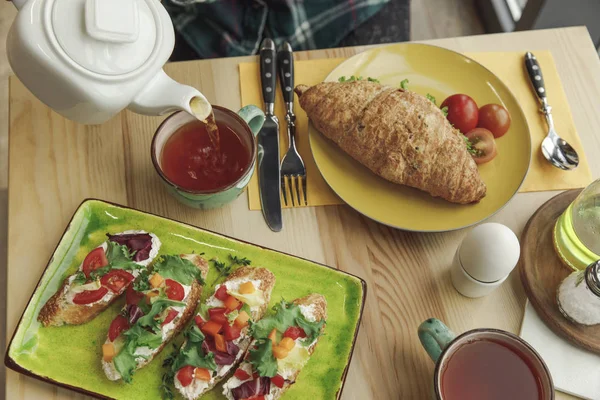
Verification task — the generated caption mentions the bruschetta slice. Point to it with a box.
[38,230,161,327]
[171,266,276,400]
[222,294,327,400]
[102,254,208,383]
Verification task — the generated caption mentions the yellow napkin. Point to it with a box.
[240,51,592,210]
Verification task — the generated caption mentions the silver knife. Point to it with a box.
[257,38,282,232]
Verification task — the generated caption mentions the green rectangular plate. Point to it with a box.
[5,199,366,400]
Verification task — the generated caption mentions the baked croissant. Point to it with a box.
[295,81,486,204]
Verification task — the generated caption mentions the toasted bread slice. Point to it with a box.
[38,231,161,327]
[102,254,209,382]
[222,293,327,400]
[174,266,276,400]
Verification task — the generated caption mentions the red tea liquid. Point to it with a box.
[441,339,543,400]
[160,119,250,191]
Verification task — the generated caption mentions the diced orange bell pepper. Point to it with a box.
[239,281,255,294]
[194,367,211,381]
[102,343,116,362]
[268,328,277,344]
[279,337,295,351]
[224,295,241,311]
[149,273,164,288]
[215,333,227,352]
[234,310,250,328]
[272,345,289,359]
[200,320,223,337]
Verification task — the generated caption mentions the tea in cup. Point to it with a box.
[151,105,265,209]
[418,318,554,400]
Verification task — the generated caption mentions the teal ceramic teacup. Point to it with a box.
[151,105,265,209]
[418,318,554,400]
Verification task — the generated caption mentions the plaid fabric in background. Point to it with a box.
[163,0,392,59]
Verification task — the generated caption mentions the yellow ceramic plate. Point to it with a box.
[309,43,531,232]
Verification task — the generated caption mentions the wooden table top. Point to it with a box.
[6,26,600,400]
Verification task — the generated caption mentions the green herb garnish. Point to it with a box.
[153,255,205,286]
[210,254,252,286]
[426,93,436,105]
[338,75,380,83]
[400,79,409,89]
[441,106,449,117]
[248,339,278,378]
[462,134,479,156]
[72,271,86,285]
[133,269,151,292]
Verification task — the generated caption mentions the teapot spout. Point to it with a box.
[128,69,212,121]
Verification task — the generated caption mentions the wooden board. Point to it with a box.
[519,189,600,355]
[7,27,600,400]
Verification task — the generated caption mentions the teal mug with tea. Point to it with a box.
[418,318,554,400]
[151,105,265,209]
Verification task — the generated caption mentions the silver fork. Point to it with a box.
[277,42,307,206]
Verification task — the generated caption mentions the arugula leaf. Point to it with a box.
[133,270,151,292]
[248,339,278,378]
[153,255,204,286]
[172,341,217,372]
[137,298,186,331]
[72,271,86,285]
[105,241,139,271]
[123,324,163,349]
[250,301,324,345]
[426,93,437,105]
[400,79,409,90]
[441,106,449,117]
[113,343,138,384]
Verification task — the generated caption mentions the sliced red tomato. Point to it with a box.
[477,103,511,138]
[271,374,285,389]
[223,322,242,341]
[72,287,109,305]
[101,270,134,293]
[441,94,479,134]
[465,128,498,165]
[208,308,228,325]
[165,279,185,301]
[177,365,195,387]
[283,326,307,340]
[162,309,179,326]
[234,368,251,380]
[108,315,129,341]
[215,285,229,301]
[82,247,109,278]
[194,315,205,328]
[126,285,144,305]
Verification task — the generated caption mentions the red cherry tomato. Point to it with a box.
[165,279,185,301]
[234,368,251,381]
[162,309,179,326]
[271,374,285,388]
[82,247,109,278]
[477,103,511,138]
[101,270,135,293]
[108,315,130,341]
[194,315,205,328]
[126,285,144,305]
[177,365,195,387]
[208,308,228,325]
[215,285,229,301]
[283,326,307,340]
[72,287,109,305]
[223,323,242,341]
[465,128,498,165]
[441,94,479,133]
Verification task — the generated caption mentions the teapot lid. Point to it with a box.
[50,0,166,76]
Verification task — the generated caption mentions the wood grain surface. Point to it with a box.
[519,189,600,356]
[7,27,600,400]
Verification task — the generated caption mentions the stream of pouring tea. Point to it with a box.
[190,97,220,151]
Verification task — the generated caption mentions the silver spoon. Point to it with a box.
[525,52,579,170]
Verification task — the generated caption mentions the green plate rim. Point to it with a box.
[308,42,532,232]
[4,198,367,400]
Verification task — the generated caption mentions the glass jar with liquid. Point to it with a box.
[554,179,600,271]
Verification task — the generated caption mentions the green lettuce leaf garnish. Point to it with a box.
[250,301,325,345]
[248,339,278,378]
[153,255,204,286]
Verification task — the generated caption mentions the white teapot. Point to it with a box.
[6,0,212,124]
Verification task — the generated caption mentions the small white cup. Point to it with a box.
[450,250,507,298]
